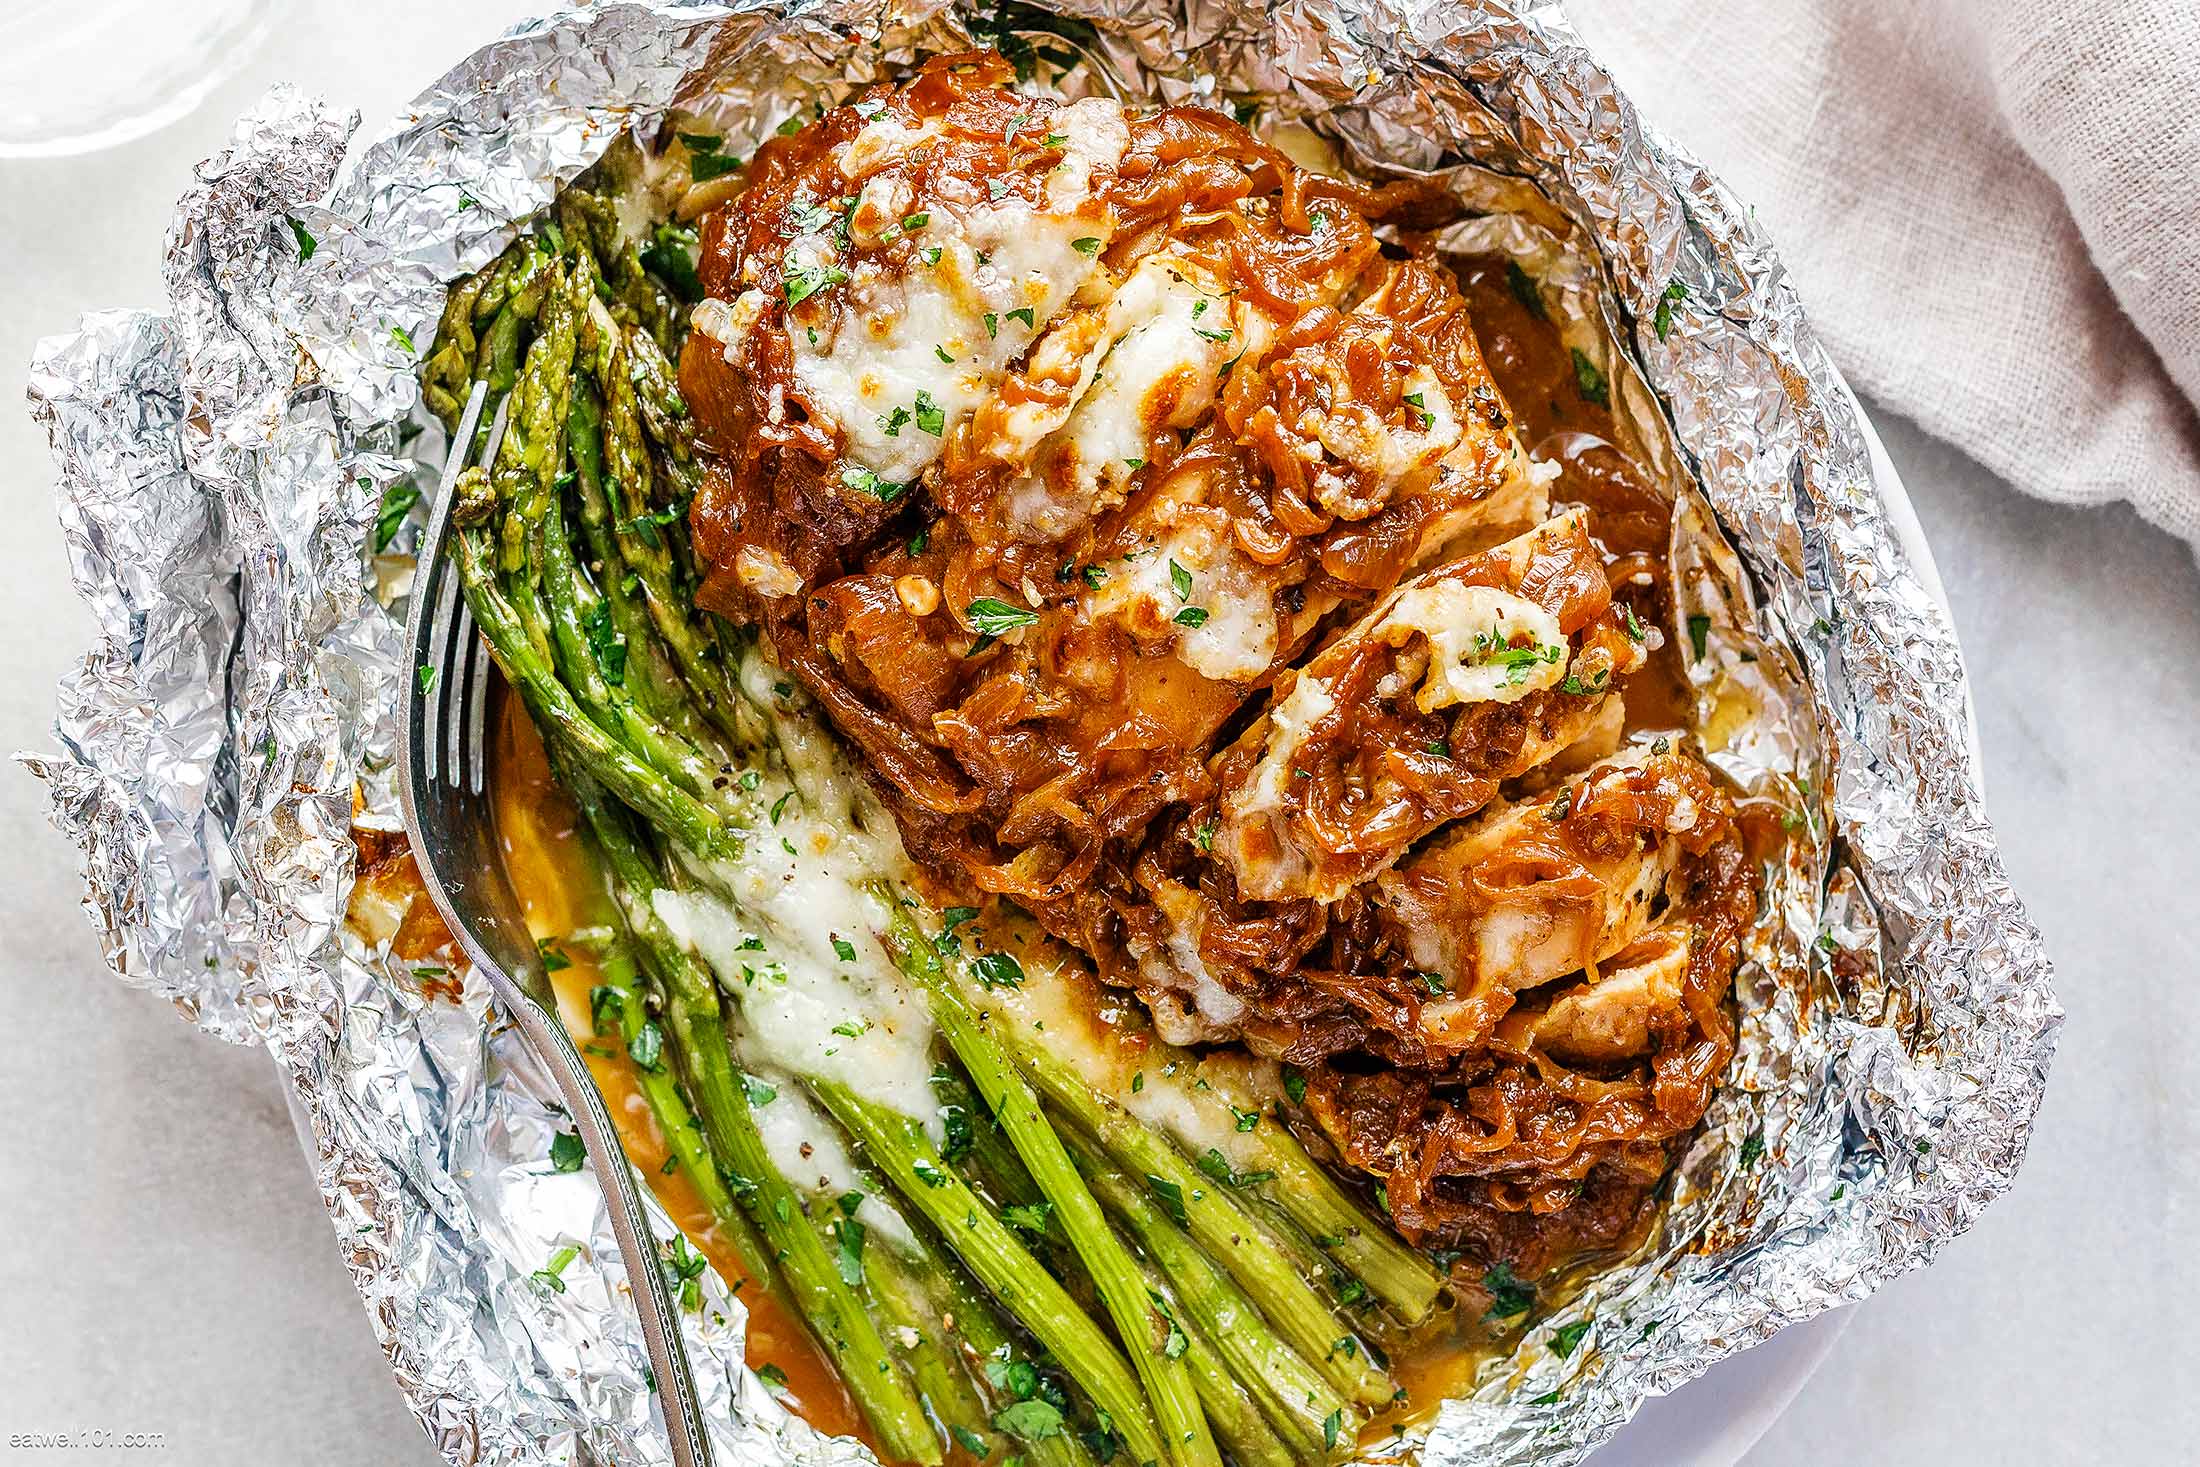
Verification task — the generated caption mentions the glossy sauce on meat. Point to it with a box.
[673,51,1756,1313]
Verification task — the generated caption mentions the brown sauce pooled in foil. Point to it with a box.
[376,48,1764,1452]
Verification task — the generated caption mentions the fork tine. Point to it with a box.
[463,611,493,797]
[420,384,491,785]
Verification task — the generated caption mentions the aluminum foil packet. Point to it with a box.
[23,2,2061,1464]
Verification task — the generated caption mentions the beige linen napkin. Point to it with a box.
[1569,0,2200,550]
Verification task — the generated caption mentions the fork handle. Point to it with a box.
[508,989,718,1467]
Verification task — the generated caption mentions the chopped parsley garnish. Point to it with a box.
[548,1131,586,1173]
[1548,1318,1593,1358]
[756,1363,791,1391]
[1122,456,1144,470]
[972,951,1026,989]
[389,324,415,355]
[830,1019,870,1038]
[536,936,572,972]
[1322,1409,1345,1452]
[1687,613,1711,661]
[1168,559,1193,601]
[286,217,317,263]
[1004,306,1035,329]
[1480,1262,1535,1322]
[1505,260,1545,319]
[627,1020,667,1073]
[1001,1201,1055,1235]
[1419,970,1447,995]
[1080,564,1107,589]
[742,1073,778,1107]
[1145,1174,1190,1227]
[691,150,741,183]
[1173,606,1210,629]
[913,1160,953,1188]
[921,245,943,267]
[914,389,946,436]
[1070,236,1102,255]
[935,344,957,364]
[580,601,627,684]
[951,1425,991,1458]
[1194,1148,1276,1189]
[984,312,999,338]
[841,464,907,502]
[781,255,846,306]
[1570,347,1609,407]
[1738,1129,1766,1168]
[1281,1067,1307,1105]
[964,597,1039,636]
[902,211,930,231]
[1653,278,1687,340]
[830,934,859,962]
[1403,390,1434,427]
[416,664,438,694]
[1231,1105,1260,1133]
[1192,321,1233,343]
[1621,605,1648,641]
[640,222,704,302]
[770,791,794,824]
[879,405,912,437]
[372,478,420,552]
[677,131,723,153]
[588,985,625,1035]
[834,1215,867,1285]
[1193,816,1217,852]
[1470,633,1564,684]
[1559,669,1609,696]
[992,1400,1067,1441]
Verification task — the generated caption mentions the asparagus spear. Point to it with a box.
[575,783,941,1466]
[586,943,777,1290]
[1066,1133,1357,1459]
[906,1216,1099,1467]
[1233,1124,1444,1328]
[809,1081,1170,1467]
[873,904,1217,1467]
[594,324,748,746]
[939,981,1395,1411]
[565,380,698,737]
[1141,1264,1294,1467]
[863,1241,1009,1463]
[449,522,727,856]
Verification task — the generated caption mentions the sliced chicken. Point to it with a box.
[1211,511,1647,905]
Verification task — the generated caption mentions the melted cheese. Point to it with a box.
[1378,582,1570,711]
[789,101,1129,488]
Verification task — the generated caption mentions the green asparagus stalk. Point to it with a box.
[943,983,1395,1410]
[565,381,699,737]
[809,1081,1170,1467]
[450,523,726,856]
[1066,1133,1359,1458]
[872,904,1216,1467]
[907,1219,1098,1467]
[1233,1125,1444,1327]
[1141,1266,1294,1467]
[863,1242,1008,1463]
[594,325,747,743]
[586,944,778,1290]
[575,783,941,1466]
[534,493,742,818]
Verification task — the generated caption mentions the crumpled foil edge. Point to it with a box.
[23,3,2060,1465]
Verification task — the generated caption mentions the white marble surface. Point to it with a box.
[1,5,2193,1463]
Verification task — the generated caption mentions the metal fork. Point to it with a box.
[398,380,716,1467]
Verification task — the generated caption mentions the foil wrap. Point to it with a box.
[24,2,2061,1464]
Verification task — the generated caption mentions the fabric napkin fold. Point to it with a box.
[1570,0,2200,552]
